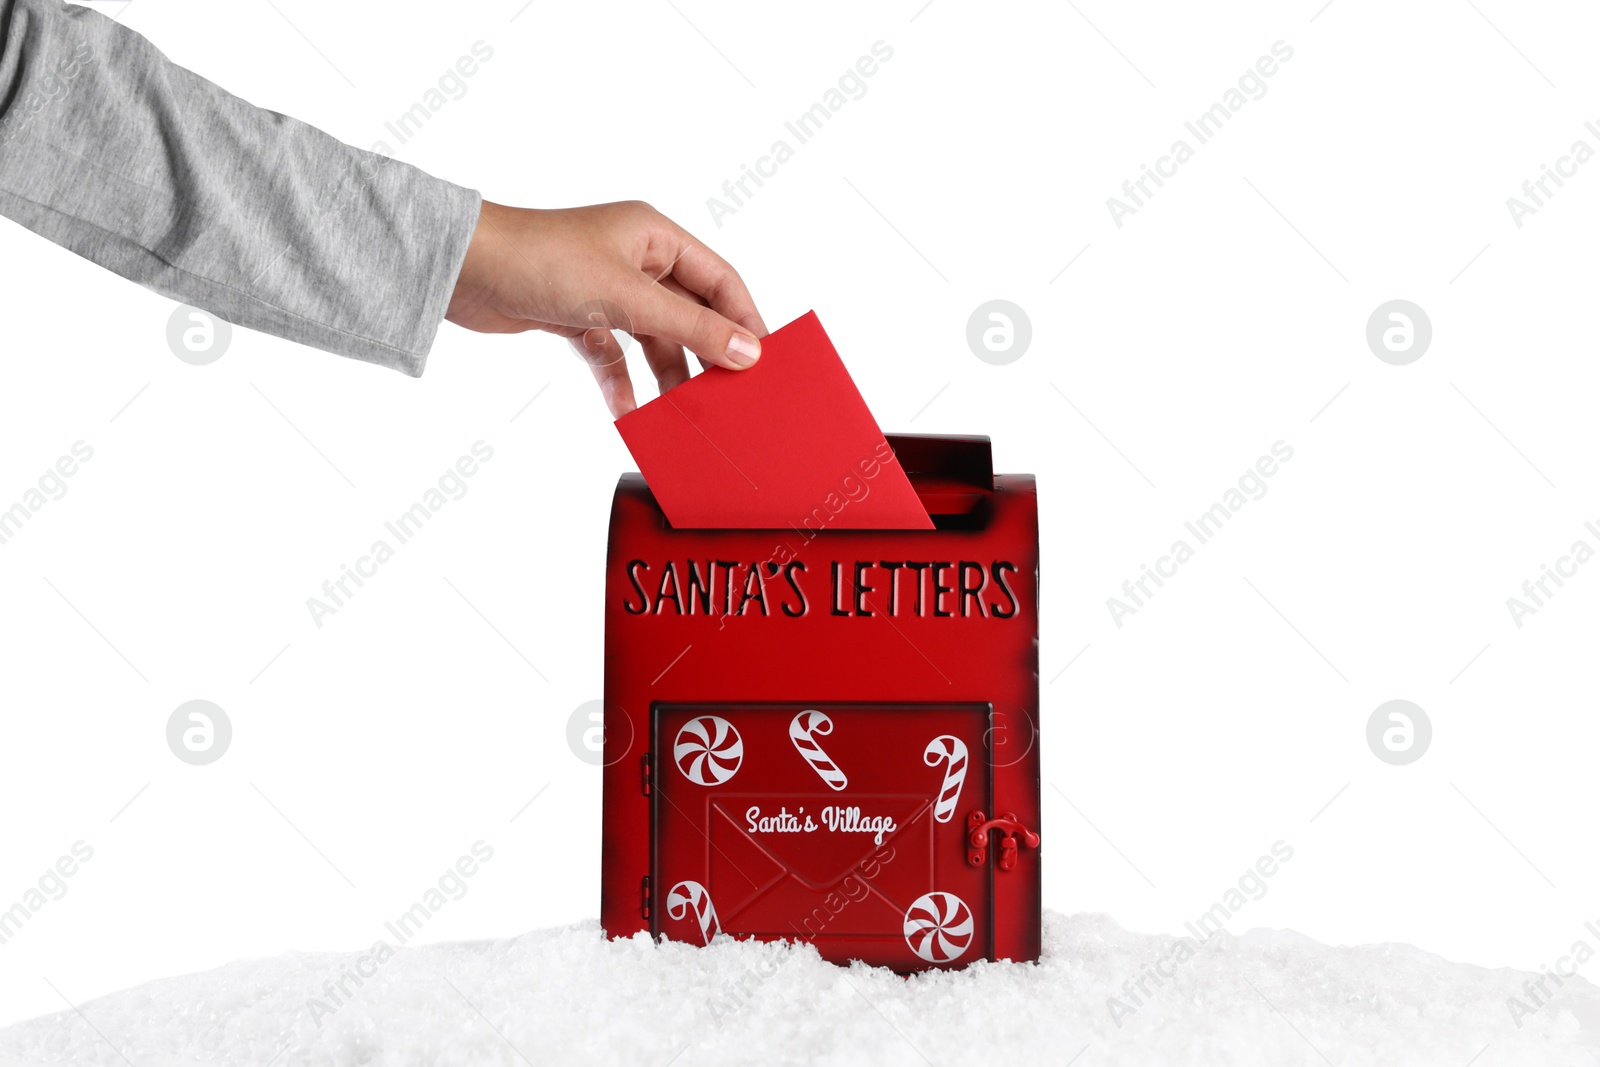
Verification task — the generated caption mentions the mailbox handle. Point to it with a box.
[969,816,1040,849]
[967,811,1040,872]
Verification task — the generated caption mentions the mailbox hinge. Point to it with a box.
[641,752,652,795]
[641,875,651,919]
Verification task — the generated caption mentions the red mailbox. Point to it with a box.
[599,425,1041,970]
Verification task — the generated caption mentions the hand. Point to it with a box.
[445,199,768,418]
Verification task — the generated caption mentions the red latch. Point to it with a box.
[967,811,1040,872]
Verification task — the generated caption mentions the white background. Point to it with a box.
[3,0,1598,1030]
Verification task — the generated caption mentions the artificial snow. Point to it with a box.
[2,911,1598,1066]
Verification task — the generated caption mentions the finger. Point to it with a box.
[654,276,712,376]
[645,222,768,338]
[658,273,703,305]
[639,335,691,395]
[569,326,637,418]
[623,274,761,372]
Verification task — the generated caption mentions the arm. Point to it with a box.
[0,0,765,410]
[0,0,478,375]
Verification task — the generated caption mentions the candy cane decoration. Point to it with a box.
[923,735,968,824]
[789,710,847,791]
[666,880,720,945]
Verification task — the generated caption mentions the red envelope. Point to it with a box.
[614,311,933,530]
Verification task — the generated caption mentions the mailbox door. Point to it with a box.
[652,702,992,970]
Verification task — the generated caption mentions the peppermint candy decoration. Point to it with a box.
[903,891,974,964]
[673,716,742,785]
[666,880,720,945]
[789,710,847,791]
[922,735,968,824]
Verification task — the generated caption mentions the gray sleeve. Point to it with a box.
[0,0,481,376]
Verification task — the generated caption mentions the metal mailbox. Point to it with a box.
[599,433,1040,970]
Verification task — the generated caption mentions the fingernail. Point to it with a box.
[726,332,761,368]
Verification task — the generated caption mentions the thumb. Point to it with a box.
[624,278,762,371]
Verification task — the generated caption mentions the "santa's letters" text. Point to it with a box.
[622,558,1020,619]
